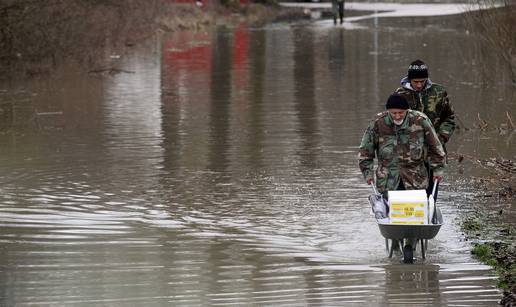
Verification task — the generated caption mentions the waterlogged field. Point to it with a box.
[0,6,513,306]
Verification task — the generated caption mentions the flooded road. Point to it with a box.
[1,9,513,306]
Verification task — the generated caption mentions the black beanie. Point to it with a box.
[386,93,409,110]
[407,59,428,79]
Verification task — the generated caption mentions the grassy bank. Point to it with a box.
[449,64,516,303]
[456,152,516,304]
[463,217,516,305]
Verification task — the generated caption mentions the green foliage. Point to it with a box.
[462,217,483,232]
[472,242,516,290]
[472,243,497,266]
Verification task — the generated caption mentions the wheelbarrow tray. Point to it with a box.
[378,223,442,240]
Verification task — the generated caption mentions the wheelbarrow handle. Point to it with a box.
[431,178,439,200]
[370,181,379,195]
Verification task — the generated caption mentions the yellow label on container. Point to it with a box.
[404,207,414,216]
[390,220,425,225]
[389,202,427,224]
[391,203,425,218]
[391,202,425,207]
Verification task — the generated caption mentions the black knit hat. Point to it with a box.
[407,59,428,79]
[385,93,409,110]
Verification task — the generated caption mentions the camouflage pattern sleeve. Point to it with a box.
[436,90,456,144]
[422,117,446,177]
[358,121,377,183]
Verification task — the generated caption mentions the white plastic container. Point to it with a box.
[388,190,428,225]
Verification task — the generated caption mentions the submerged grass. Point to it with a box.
[462,217,483,232]
[471,242,516,290]
[463,214,516,305]
[456,146,516,303]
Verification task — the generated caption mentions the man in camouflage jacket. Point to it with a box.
[359,93,446,194]
[396,60,455,147]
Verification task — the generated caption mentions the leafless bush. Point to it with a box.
[464,0,516,84]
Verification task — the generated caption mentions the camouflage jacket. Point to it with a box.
[396,77,456,145]
[358,110,446,193]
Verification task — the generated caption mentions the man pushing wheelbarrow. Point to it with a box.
[358,93,446,263]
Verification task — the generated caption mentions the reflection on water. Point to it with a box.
[0,13,510,306]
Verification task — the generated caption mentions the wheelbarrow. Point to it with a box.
[370,182,443,264]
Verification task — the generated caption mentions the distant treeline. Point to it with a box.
[465,0,516,83]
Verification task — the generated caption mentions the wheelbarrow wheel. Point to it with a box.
[403,244,413,264]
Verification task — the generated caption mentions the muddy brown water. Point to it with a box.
[1,13,514,306]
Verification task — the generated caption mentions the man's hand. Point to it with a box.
[433,176,442,182]
[367,178,374,185]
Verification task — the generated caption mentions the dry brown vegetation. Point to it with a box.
[0,0,214,73]
[464,0,516,84]
[0,0,300,76]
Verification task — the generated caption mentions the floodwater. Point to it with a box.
[1,7,514,306]
[282,2,481,21]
